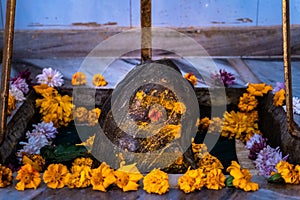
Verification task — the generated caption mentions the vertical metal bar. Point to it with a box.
[140,0,152,63]
[0,0,16,144]
[282,0,294,134]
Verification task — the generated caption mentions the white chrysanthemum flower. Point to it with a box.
[9,85,26,101]
[283,96,300,115]
[36,67,64,87]
[19,135,50,155]
[31,121,58,139]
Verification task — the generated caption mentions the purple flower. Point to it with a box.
[254,145,288,177]
[30,121,58,140]
[210,69,235,87]
[11,68,32,86]
[246,133,267,160]
[11,77,29,94]
[273,82,285,94]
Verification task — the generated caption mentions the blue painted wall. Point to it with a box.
[0,0,300,30]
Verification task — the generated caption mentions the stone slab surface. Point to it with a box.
[0,175,300,200]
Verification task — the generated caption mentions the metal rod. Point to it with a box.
[140,0,152,63]
[0,0,16,144]
[282,0,296,135]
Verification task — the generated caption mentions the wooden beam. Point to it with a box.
[1,25,300,59]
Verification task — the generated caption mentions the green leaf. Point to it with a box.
[41,144,89,164]
[225,175,234,187]
[267,173,285,184]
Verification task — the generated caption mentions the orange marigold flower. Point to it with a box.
[15,164,41,190]
[273,89,285,107]
[72,157,93,167]
[72,72,86,86]
[143,169,169,195]
[74,107,88,123]
[184,73,197,86]
[191,139,208,161]
[0,164,13,188]
[198,152,224,172]
[43,164,70,189]
[92,74,107,87]
[178,168,205,193]
[207,117,223,133]
[7,93,16,115]
[205,168,226,190]
[198,117,210,132]
[33,84,58,97]
[238,93,258,112]
[88,108,101,126]
[114,170,143,192]
[222,111,259,143]
[173,102,186,114]
[226,161,259,192]
[22,154,45,172]
[247,83,272,97]
[276,160,299,184]
[91,162,116,192]
[35,91,73,128]
[67,165,92,188]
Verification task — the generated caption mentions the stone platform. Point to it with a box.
[0,175,300,200]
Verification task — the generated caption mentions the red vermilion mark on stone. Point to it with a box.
[148,107,163,122]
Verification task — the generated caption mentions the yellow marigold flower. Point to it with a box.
[191,139,208,161]
[135,91,145,100]
[91,162,116,192]
[178,168,205,193]
[72,72,86,86]
[205,168,226,190]
[184,73,197,86]
[207,117,223,133]
[76,135,95,150]
[114,170,143,192]
[67,165,92,188]
[22,154,45,172]
[198,152,224,173]
[238,93,258,112]
[43,164,70,189]
[88,108,101,126]
[0,164,13,188]
[173,102,186,114]
[273,89,285,107]
[73,157,93,167]
[143,169,169,195]
[114,162,143,192]
[247,83,272,97]
[226,161,259,192]
[35,91,73,128]
[222,111,259,143]
[74,107,88,123]
[198,117,210,132]
[33,84,58,97]
[276,160,299,184]
[15,164,41,191]
[92,74,107,87]
[7,93,16,115]
[160,124,182,139]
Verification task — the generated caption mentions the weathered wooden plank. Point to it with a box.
[1,25,300,59]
